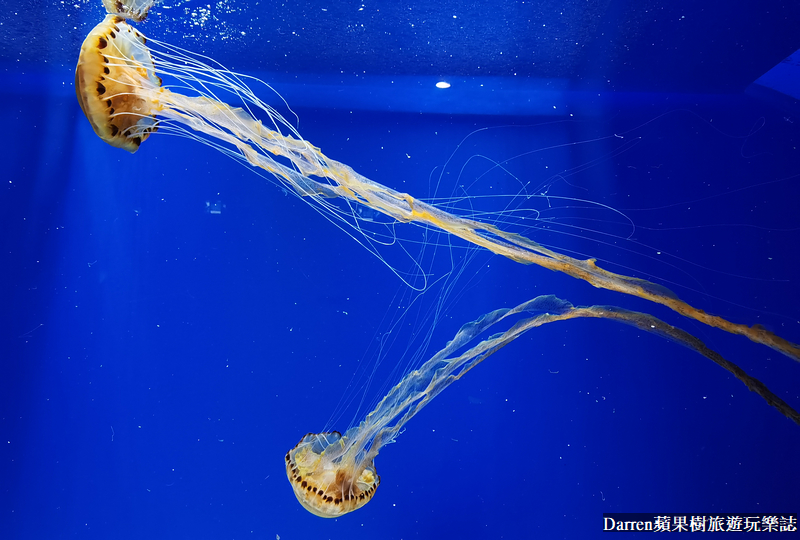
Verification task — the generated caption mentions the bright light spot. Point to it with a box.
[435,81,451,89]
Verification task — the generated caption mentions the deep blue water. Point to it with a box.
[2,2,800,539]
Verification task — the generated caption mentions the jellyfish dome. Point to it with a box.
[285,431,380,518]
[75,15,160,152]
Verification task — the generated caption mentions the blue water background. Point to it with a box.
[2,1,800,539]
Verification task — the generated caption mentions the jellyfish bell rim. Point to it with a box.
[75,14,161,153]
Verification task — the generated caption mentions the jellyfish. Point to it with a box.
[74,15,800,363]
[101,0,154,22]
[285,294,800,517]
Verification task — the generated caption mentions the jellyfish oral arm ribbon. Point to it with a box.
[175,96,800,363]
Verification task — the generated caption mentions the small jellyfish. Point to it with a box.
[286,295,800,517]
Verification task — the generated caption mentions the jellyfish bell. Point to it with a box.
[285,431,380,518]
[75,15,160,153]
